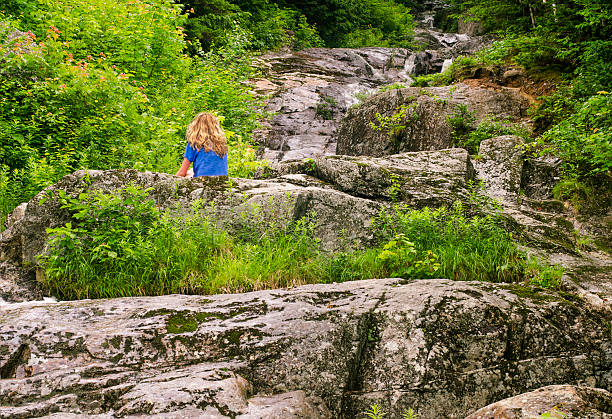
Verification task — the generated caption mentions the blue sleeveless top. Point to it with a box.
[184,143,228,177]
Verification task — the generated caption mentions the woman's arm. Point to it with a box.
[176,158,191,177]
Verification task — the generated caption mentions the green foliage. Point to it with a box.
[378,82,406,93]
[370,202,525,283]
[539,92,612,179]
[537,407,567,418]
[39,185,323,299]
[0,5,263,222]
[369,102,418,138]
[525,256,563,289]
[363,404,386,419]
[39,185,560,299]
[363,404,419,419]
[183,0,323,52]
[275,0,415,48]
[315,96,337,120]
[447,105,530,154]
[447,104,476,150]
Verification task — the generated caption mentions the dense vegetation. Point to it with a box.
[0,0,263,223]
[40,185,558,300]
[415,0,612,210]
[182,0,415,50]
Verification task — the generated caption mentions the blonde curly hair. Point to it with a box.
[186,112,228,158]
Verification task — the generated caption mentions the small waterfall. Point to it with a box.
[441,58,453,73]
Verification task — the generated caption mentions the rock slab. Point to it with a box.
[0,279,610,418]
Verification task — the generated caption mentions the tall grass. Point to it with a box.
[39,186,560,300]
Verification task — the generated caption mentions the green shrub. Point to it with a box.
[369,202,525,283]
[539,92,612,178]
[39,185,323,299]
[447,105,530,154]
[0,7,263,222]
[39,186,561,300]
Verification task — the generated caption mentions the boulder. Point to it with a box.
[467,385,612,418]
[312,148,475,207]
[253,33,492,162]
[336,83,530,157]
[0,170,383,266]
[474,135,525,199]
[458,17,486,37]
[0,278,610,418]
[521,156,562,200]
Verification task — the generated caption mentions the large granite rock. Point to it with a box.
[0,170,382,266]
[467,385,612,418]
[474,135,525,199]
[312,148,475,207]
[0,278,610,418]
[336,83,530,157]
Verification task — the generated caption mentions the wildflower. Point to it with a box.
[26,31,36,40]
[100,52,106,58]
[87,55,93,60]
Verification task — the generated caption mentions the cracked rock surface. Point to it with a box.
[467,385,612,418]
[1,278,610,418]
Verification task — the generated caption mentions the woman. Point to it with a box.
[176,112,228,177]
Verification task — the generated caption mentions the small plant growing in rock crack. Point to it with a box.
[303,157,317,174]
[537,407,567,418]
[387,172,403,201]
[377,82,406,93]
[362,404,419,419]
[369,101,418,138]
[363,403,386,419]
[315,96,337,120]
[447,104,477,151]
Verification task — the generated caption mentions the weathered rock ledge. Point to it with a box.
[1,278,610,418]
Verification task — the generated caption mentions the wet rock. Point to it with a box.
[336,83,530,157]
[253,47,416,162]
[467,385,612,418]
[254,33,492,162]
[0,278,610,418]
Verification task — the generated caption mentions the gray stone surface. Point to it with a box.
[467,385,612,418]
[336,83,530,157]
[253,30,491,162]
[0,170,383,267]
[1,278,610,418]
[312,148,474,207]
[474,135,525,199]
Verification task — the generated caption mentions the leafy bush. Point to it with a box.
[275,0,415,48]
[184,1,323,52]
[0,5,263,223]
[39,186,560,299]
[539,92,611,178]
[39,185,323,299]
[447,105,530,154]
